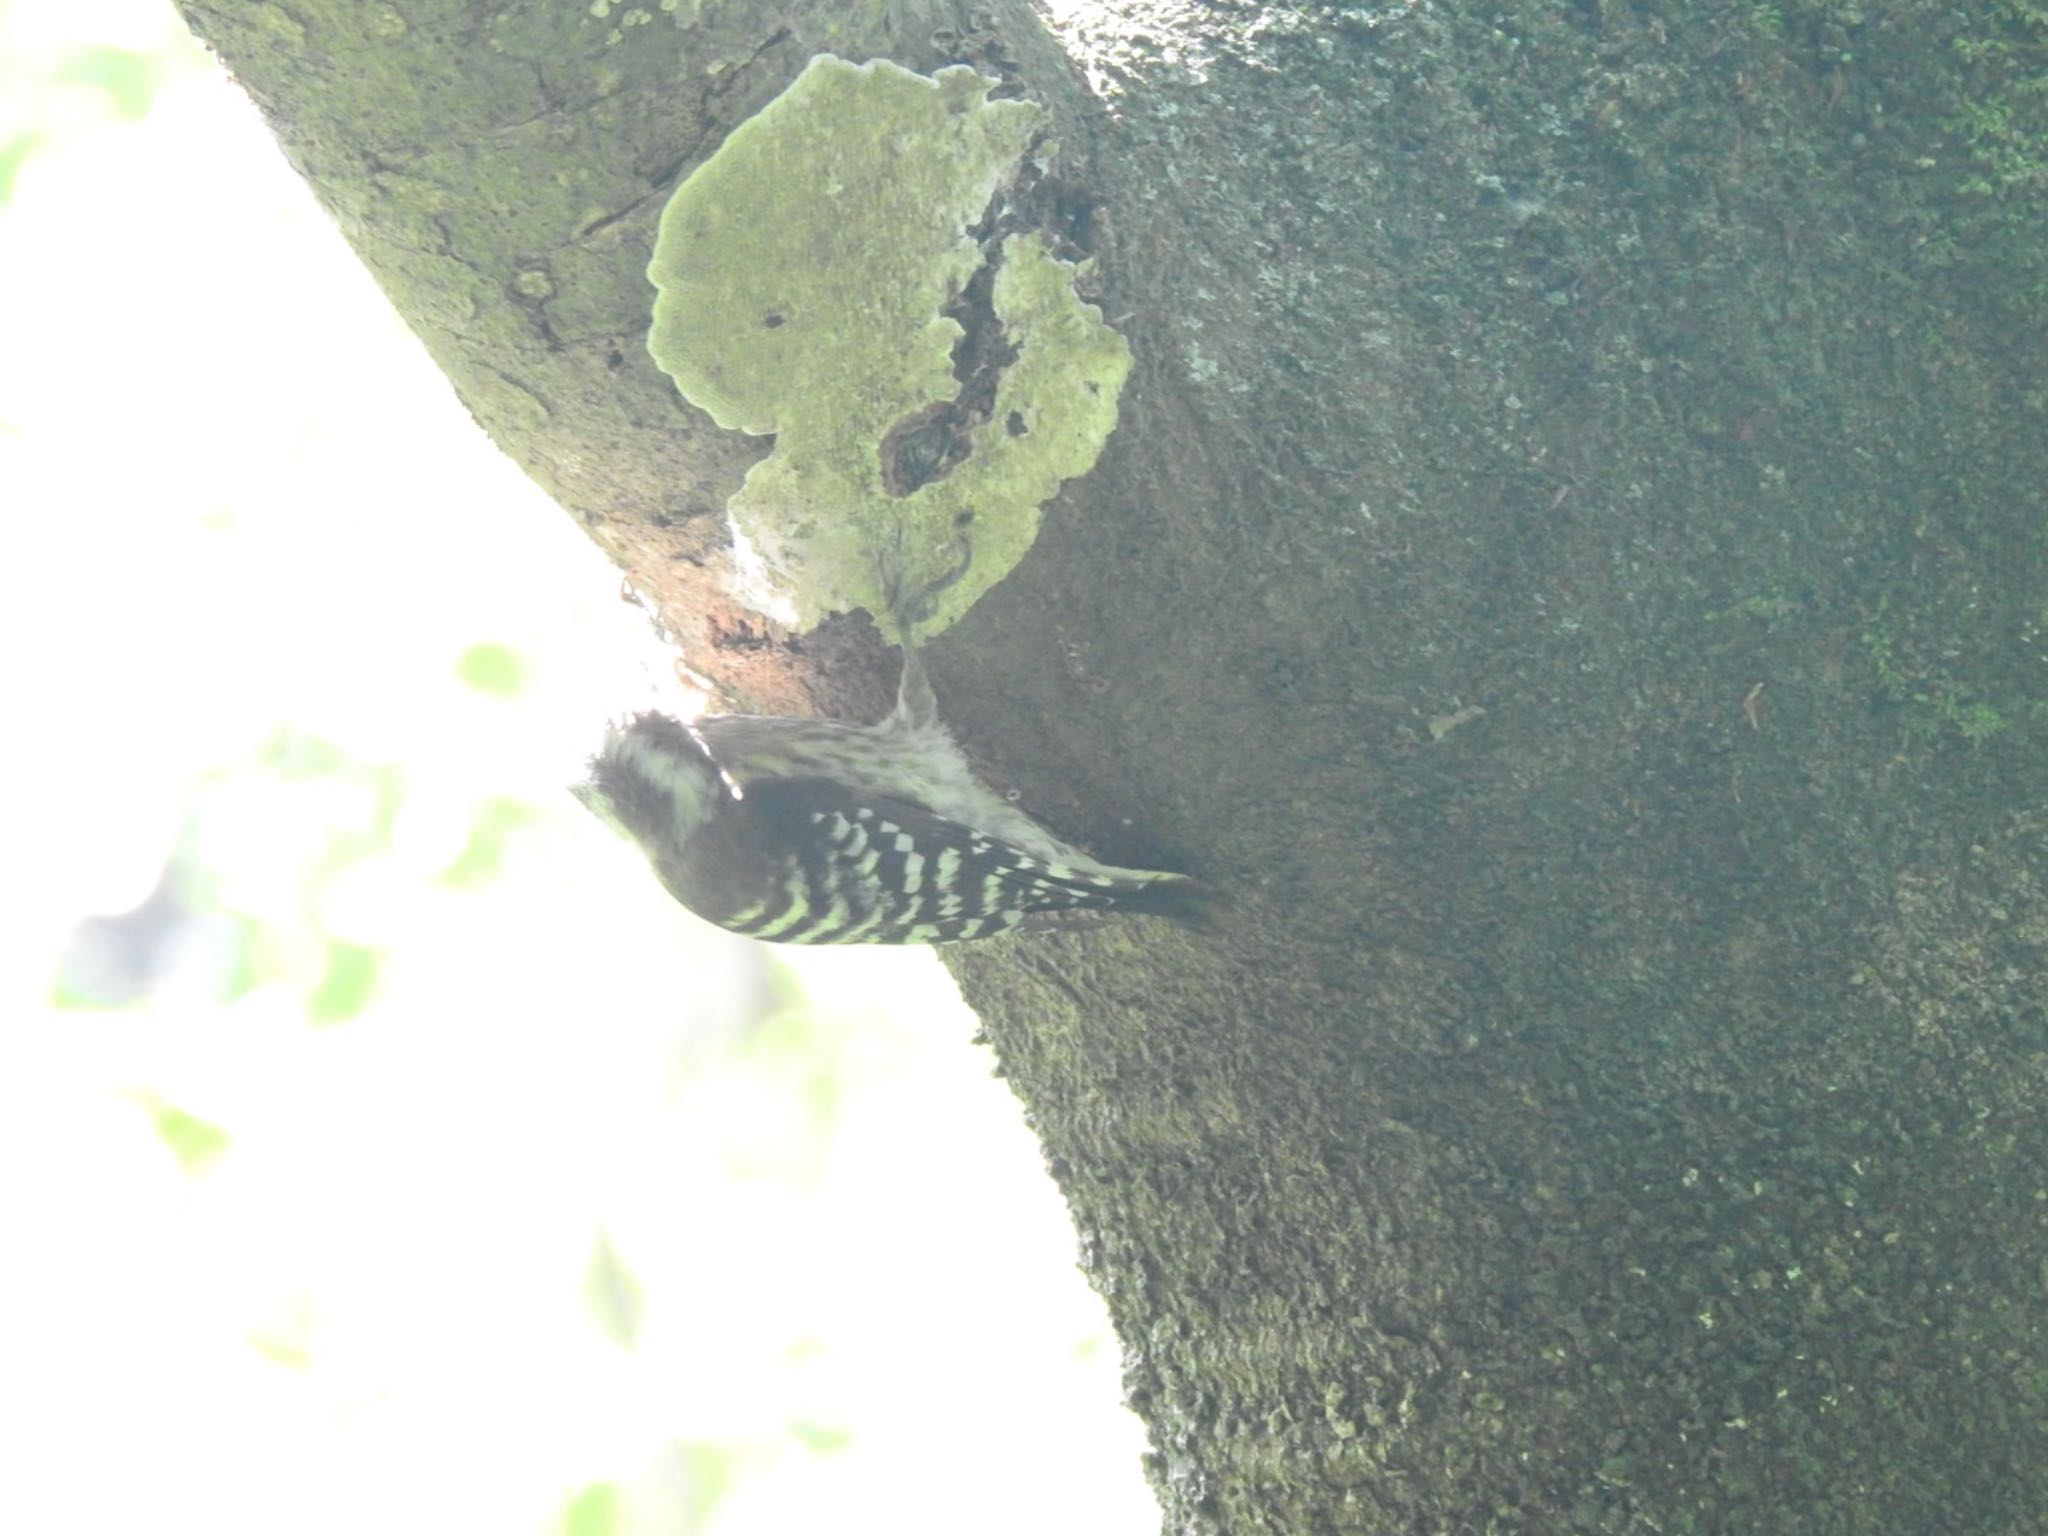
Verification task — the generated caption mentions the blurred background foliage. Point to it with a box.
[0,2,1152,1530]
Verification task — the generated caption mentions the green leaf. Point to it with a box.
[790,1419,853,1454]
[455,642,527,697]
[560,1482,619,1536]
[306,941,379,1025]
[258,729,352,778]
[126,1091,230,1174]
[247,1296,317,1372]
[0,131,44,207]
[439,797,538,887]
[671,1442,735,1530]
[53,47,169,120]
[582,1230,645,1350]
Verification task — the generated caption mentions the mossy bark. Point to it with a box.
[177,0,2048,1530]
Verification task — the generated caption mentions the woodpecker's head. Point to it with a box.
[575,712,735,861]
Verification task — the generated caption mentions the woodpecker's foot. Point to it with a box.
[880,534,974,633]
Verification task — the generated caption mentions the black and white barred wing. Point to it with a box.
[705,780,1190,945]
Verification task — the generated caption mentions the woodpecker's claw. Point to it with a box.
[881,534,974,634]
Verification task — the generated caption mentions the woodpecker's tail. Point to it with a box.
[1117,872,1212,928]
[1023,869,1211,934]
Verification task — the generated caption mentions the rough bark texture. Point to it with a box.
[178,0,2048,1531]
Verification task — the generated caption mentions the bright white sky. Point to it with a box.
[0,2,1154,1531]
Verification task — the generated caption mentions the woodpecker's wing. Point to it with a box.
[691,778,1189,945]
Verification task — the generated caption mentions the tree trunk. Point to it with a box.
[178,0,2048,1530]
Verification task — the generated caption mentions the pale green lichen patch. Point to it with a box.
[646,54,1132,635]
